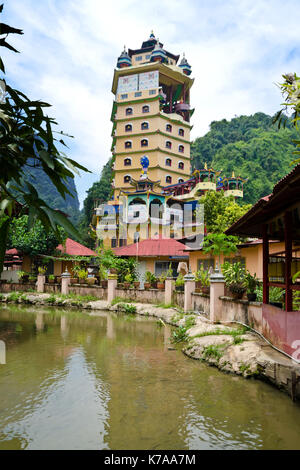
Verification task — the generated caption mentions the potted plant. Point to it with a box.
[29,274,37,283]
[200,269,210,294]
[133,279,140,289]
[17,271,29,283]
[38,265,47,275]
[99,265,108,288]
[78,269,88,284]
[195,269,202,292]
[151,274,158,289]
[175,273,185,292]
[48,274,55,284]
[157,272,167,290]
[243,272,259,301]
[144,271,154,290]
[71,264,82,284]
[222,261,246,300]
[124,272,133,289]
[87,276,96,285]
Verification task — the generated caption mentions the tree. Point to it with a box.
[8,215,65,256]
[197,190,252,234]
[0,4,89,272]
[274,72,300,164]
[202,233,238,268]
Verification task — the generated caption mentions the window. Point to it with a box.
[165,141,172,149]
[149,89,156,95]
[142,105,150,113]
[178,144,184,153]
[178,128,184,136]
[119,238,127,247]
[125,124,132,132]
[197,259,215,271]
[178,161,184,170]
[224,257,246,268]
[146,54,151,59]
[124,175,131,183]
[141,121,149,130]
[125,140,132,149]
[134,211,140,218]
[121,93,128,100]
[166,124,172,132]
[135,55,143,61]
[178,178,184,183]
[166,175,172,184]
[165,158,172,167]
[135,91,142,97]
[141,139,148,147]
[111,238,117,248]
[124,158,131,166]
[126,107,133,115]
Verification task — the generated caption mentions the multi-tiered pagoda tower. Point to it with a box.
[110,31,194,199]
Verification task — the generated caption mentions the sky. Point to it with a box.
[2,0,300,207]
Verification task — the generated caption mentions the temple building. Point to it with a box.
[94,32,246,251]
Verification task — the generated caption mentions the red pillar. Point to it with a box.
[262,224,269,304]
[284,211,293,311]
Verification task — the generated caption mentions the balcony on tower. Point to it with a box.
[223,172,247,198]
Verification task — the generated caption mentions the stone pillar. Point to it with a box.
[165,277,174,305]
[184,271,195,313]
[61,268,71,295]
[37,274,45,293]
[107,274,118,303]
[209,262,225,323]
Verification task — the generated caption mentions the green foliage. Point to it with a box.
[203,233,238,266]
[0,6,89,272]
[97,248,137,283]
[171,325,189,343]
[194,266,210,286]
[175,273,185,287]
[243,271,259,294]
[274,73,300,164]
[191,112,298,205]
[144,271,156,284]
[292,271,300,311]
[254,285,284,303]
[77,269,88,280]
[197,190,252,234]
[7,215,65,256]
[79,158,113,247]
[222,261,246,295]
[202,344,225,361]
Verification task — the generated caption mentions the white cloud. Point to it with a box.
[2,0,300,205]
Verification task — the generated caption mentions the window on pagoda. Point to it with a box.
[125,124,132,132]
[178,161,184,170]
[141,139,148,147]
[178,178,184,183]
[142,105,150,113]
[125,141,132,149]
[111,237,117,248]
[165,158,172,167]
[141,121,149,130]
[178,144,184,153]
[178,128,184,137]
[124,158,131,166]
[165,141,172,149]
[126,107,133,115]
[166,175,172,184]
[166,124,172,132]
[124,175,131,183]
[134,231,140,243]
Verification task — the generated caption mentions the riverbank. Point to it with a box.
[1,291,300,402]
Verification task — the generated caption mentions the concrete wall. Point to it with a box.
[115,288,165,304]
[0,271,20,283]
[192,292,210,317]
[0,282,36,292]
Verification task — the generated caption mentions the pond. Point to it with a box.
[0,305,300,450]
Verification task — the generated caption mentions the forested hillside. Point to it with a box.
[22,164,80,225]
[191,112,298,204]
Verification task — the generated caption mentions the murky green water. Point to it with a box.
[0,305,300,450]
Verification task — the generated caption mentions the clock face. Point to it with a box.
[117,74,138,94]
[138,71,159,91]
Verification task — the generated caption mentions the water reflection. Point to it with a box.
[0,305,300,450]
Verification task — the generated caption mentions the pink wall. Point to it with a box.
[262,304,300,357]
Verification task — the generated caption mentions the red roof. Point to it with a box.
[56,238,97,256]
[113,238,188,257]
[5,248,20,255]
